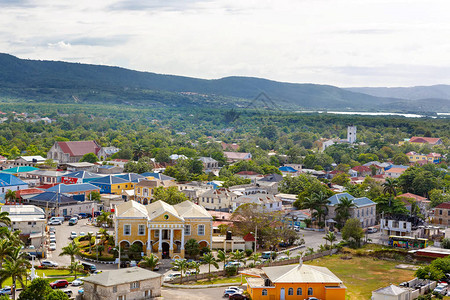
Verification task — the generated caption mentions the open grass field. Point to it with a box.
[308,254,416,300]
[1,269,85,288]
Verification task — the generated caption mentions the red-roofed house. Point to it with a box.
[433,203,450,225]
[15,188,44,203]
[396,193,430,215]
[47,140,101,163]
[351,165,372,177]
[409,136,443,146]
[224,152,252,163]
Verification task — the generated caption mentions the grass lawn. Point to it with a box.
[308,254,416,300]
[177,276,248,285]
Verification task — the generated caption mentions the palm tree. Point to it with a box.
[248,252,261,265]
[59,243,80,264]
[70,261,82,280]
[313,191,331,227]
[302,196,317,219]
[335,197,356,228]
[96,211,112,228]
[201,253,219,280]
[285,250,290,259]
[230,250,246,266]
[172,259,189,284]
[0,248,30,300]
[188,261,201,281]
[140,254,159,271]
[4,190,16,205]
[216,250,228,270]
[323,232,337,249]
[98,228,109,244]
[0,211,11,227]
[97,245,105,257]
[86,232,94,253]
[383,178,398,196]
[0,239,12,288]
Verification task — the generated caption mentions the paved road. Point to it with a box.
[161,286,228,299]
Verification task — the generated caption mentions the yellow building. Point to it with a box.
[90,175,133,195]
[134,179,178,205]
[114,200,212,259]
[247,262,346,300]
[406,151,442,164]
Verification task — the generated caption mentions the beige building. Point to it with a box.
[199,188,239,212]
[83,267,163,300]
[114,200,213,259]
[134,179,178,205]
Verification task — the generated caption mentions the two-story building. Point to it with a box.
[114,200,213,259]
[83,267,162,300]
[13,155,46,167]
[90,175,132,195]
[199,188,239,212]
[406,151,442,164]
[433,202,450,226]
[326,193,377,228]
[247,261,346,300]
[231,193,282,212]
[134,179,178,205]
[380,218,412,237]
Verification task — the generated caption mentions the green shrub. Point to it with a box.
[225,266,238,276]
[245,249,253,257]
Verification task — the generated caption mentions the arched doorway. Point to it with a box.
[199,241,208,248]
[162,242,170,259]
[120,241,130,250]
[143,198,148,205]
[131,241,144,253]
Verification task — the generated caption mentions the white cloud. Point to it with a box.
[1,0,450,86]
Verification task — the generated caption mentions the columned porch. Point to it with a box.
[146,223,185,259]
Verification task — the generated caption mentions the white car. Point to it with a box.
[367,227,378,233]
[49,227,56,232]
[49,236,56,243]
[71,277,85,286]
[434,284,448,295]
[48,219,62,225]
[41,260,58,267]
[70,232,77,240]
[164,273,181,282]
[49,242,56,251]
[227,286,244,293]
[79,232,86,237]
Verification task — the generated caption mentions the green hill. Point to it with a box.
[1,53,446,111]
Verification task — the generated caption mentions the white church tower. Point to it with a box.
[347,125,357,143]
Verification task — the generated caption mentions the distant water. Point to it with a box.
[295,111,450,118]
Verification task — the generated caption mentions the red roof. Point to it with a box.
[236,171,260,176]
[435,202,450,210]
[329,170,343,175]
[410,136,442,144]
[57,140,101,157]
[36,183,60,189]
[16,188,44,198]
[397,193,428,202]
[111,159,129,162]
[221,142,239,151]
[243,233,255,242]
[352,165,371,172]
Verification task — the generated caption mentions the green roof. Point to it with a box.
[1,166,39,173]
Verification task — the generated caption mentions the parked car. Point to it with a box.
[186,270,198,276]
[78,288,84,295]
[63,289,73,297]
[225,261,242,268]
[79,232,86,237]
[49,236,56,243]
[71,277,85,286]
[227,287,244,293]
[367,227,378,233]
[41,260,58,267]
[50,279,69,289]
[68,217,78,226]
[229,294,248,300]
[224,288,243,298]
[70,231,77,240]
[261,251,276,259]
[81,262,97,273]
[48,219,62,225]
[164,273,181,281]
[49,226,56,233]
[73,214,81,220]
[49,242,56,251]
[0,286,12,295]
[64,215,72,221]
[434,283,448,295]
[306,297,320,300]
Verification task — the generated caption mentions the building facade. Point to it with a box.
[199,188,239,212]
[114,200,213,259]
[326,193,377,228]
[433,202,450,226]
[47,140,101,163]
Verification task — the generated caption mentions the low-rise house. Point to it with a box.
[13,155,46,167]
[350,165,372,177]
[1,166,39,178]
[46,183,100,198]
[140,173,175,181]
[385,167,407,178]
[396,193,430,216]
[83,267,163,300]
[61,170,103,184]
[221,142,239,151]
[400,136,443,146]
[0,173,29,201]
[0,205,46,248]
[236,171,262,182]
[380,217,413,237]
[256,173,283,194]
[177,181,212,201]
[433,202,450,226]
[97,146,120,161]
[372,284,413,300]
[25,170,68,185]
[109,159,129,168]
[326,193,377,228]
[134,179,178,205]
[114,200,213,259]
[198,157,219,170]
[231,193,282,212]
[47,140,101,163]
[90,175,132,195]
[26,191,96,217]
[199,188,239,212]
[247,262,346,300]
[116,173,146,183]
[15,188,45,203]
[279,166,299,176]
[65,162,97,172]
[406,151,442,164]
[223,151,252,163]
[96,165,124,174]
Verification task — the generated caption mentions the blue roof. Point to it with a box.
[28,192,76,204]
[90,175,129,185]
[47,183,100,193]
[64,171,102,179]
[98,165,114,169]
[116,173,145,183]
[140,172,175,181]
[328,193,376,208]
[279,166,297,173]
[1,166,39,173]
[0,173,27,186]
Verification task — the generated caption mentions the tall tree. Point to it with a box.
[140,254,159,271]
[382,178,398,196]
[335,197,356,228]
[201,252,219,279]
[171,259,189,284]
[59,243,80,264]
[0,248,30,300]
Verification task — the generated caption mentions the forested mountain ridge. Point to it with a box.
[346,85,450,101]
[0,53,448,111]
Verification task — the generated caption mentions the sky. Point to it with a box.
[2,0,450,87]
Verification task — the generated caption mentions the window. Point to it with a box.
[185,225,191,235]
[130,281,140,289]
[362,209,364,217]
[357,210,360,217]
[138,188,141,194]
[211,198,214,204]
[288,288,293,295]
[138,224,145,235]
[297,288,302,295]
[262,289,268,296]
[198,224,205,236]
[440,210,443,215]
[144,290,152,298]
[155,230,159,238]
[403,223,407,229]
[117,296,126,300]
[113,286,117,293]
[124,225,131,235]
[308,288,313,295]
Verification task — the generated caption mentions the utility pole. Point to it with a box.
[254,225,258,253]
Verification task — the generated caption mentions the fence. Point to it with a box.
[399,278,437,299]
